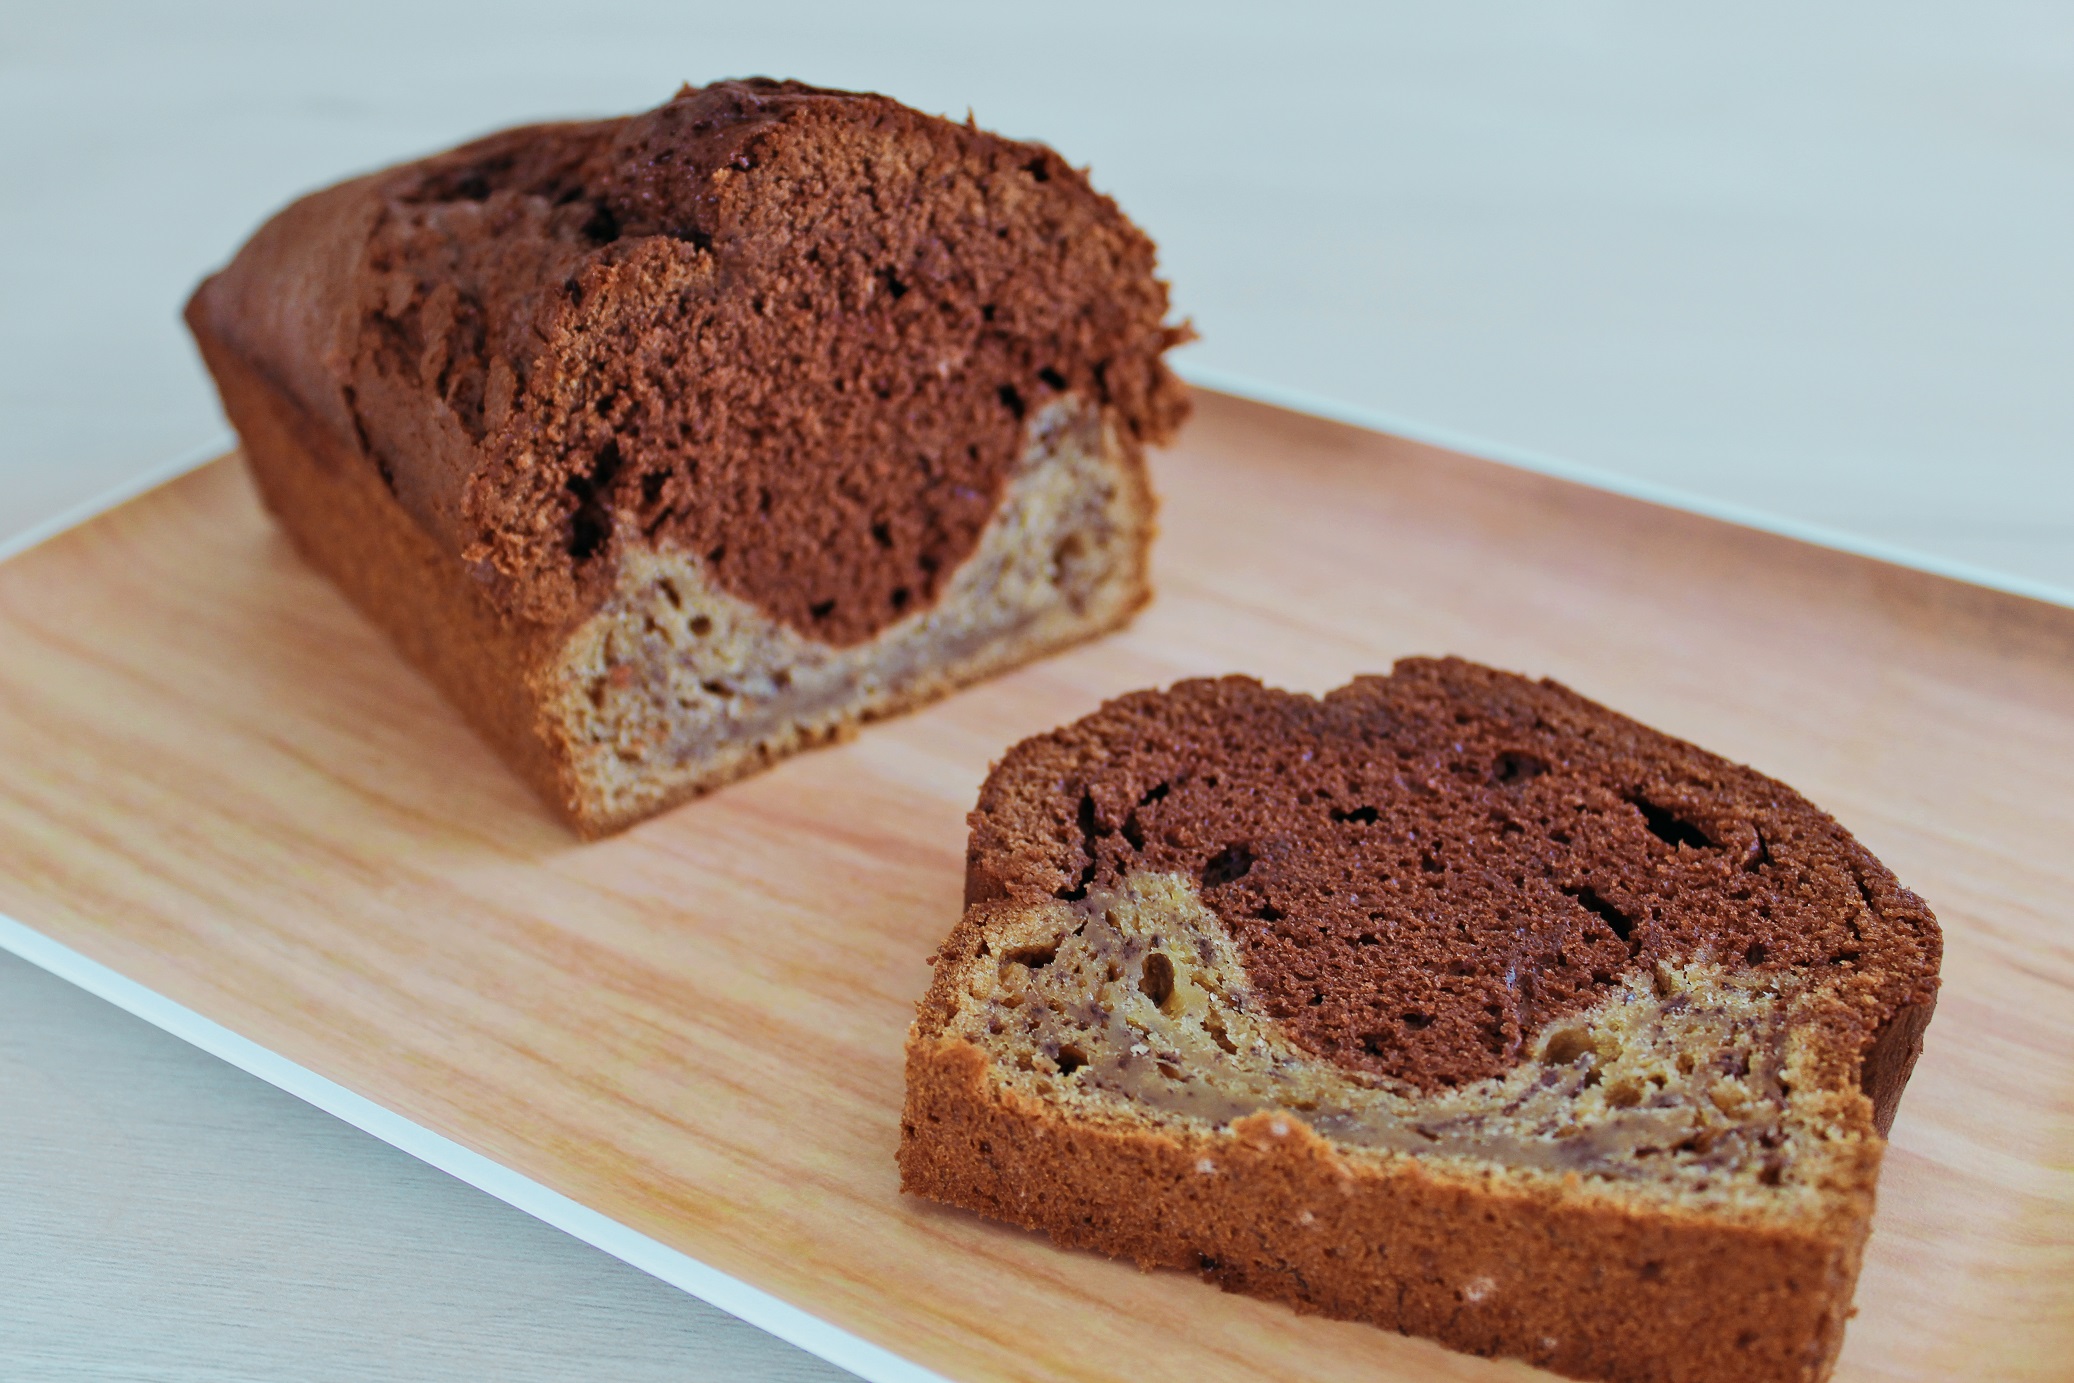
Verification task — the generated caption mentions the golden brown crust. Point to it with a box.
[903,907,1877,1383]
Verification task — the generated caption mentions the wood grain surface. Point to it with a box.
[0,390,2068,1382]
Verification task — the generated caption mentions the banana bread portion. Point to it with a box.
[902,658,1941,1383]
[186,79,1188,834]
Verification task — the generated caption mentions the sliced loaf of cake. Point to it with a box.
[902,658,1940,1383]
[187,79,1189,834]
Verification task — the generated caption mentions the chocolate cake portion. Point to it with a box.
[187,80,1188,833]
[195,79,1187,642]
[905,658,1942,1383]
[965,658,1938,1114]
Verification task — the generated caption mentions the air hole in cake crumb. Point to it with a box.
[689,615,713,637]
[1139,951,1175,1009]
[1630,796,1713,850]
[1744,827,1770,871]
[1401,1012,1434,1031]
[1542,1028,1592,1064]
[1056,793,1102,901]
[1566,886,1635,944]
[1493,751,1548,785]
[870,521,894,548]
[1139,781,1170,806]
[809,599,836,620]
[1038,366,1068,391]
[1201,844,1255,889]
[1121,815,1146,851]
[772,669,792,691]
[1330,805,1379,825]
[1006,942,1058,969]
[1051,532,1088,583]
[657,579,682,609]
[640,471,667,505]
[1847,867,1878,917]
[1056,1043,1088,1076]
[580,203,620,245]
[701,680,733,699]
[1746,942,1768,965]
[565,441,623,561]
[997,384,1027,419]
[874,267,909,300]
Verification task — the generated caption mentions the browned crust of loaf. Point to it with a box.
[192,308,1156,836]
[902,908,1878,1383]
[189,307,573,809]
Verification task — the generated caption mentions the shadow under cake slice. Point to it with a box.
[186,79,1190,835]
[901,656,1941,1383]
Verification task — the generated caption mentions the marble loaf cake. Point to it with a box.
[187,79,1189,834]
[902,658,1941,1383]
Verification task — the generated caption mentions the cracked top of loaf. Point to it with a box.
[186,79,1191,644]
[963,658,1942,1104]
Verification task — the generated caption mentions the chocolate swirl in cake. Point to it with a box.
[964,657,1939,1115]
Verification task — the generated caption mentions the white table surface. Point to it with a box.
[4,3,2071,1379]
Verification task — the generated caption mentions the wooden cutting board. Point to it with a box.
[0,390,2067,1382]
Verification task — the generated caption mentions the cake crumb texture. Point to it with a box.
[905,659,1942,1383]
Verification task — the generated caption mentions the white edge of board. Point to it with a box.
[0,913,947,1383]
